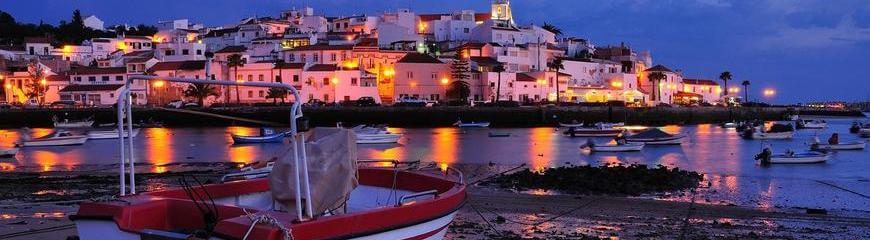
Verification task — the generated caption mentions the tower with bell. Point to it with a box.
[491,0,515,27]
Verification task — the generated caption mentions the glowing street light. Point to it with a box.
[40,78,47,86]
[4,83,11,89]
[440,78,449,85]
[331,77,339,84]
[763,88,776,97]
[153,80,165,88]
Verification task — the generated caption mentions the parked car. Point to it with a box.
[355,97,378,107]
[50,100,78,108]
[396,96,425,104]
[0,102,12,109]
[304,99,326,108]
[166,100,184,109]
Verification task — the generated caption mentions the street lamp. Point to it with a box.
[153,80,165,105]
[763,88,776,97]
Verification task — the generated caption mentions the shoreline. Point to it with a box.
[0,106,863,128]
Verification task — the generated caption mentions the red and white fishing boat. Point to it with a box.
[71,76,466,240]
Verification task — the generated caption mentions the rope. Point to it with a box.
[815,180,870,199]
[0,224,75,239]
[242,208,293,240]
[678,188,698,240]
[475,198,596,227]
[466,202,502,237]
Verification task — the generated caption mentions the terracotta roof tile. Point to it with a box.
[306,64,337,71]
[397,53,443,64]
[149,60,207,71]
[682,78,719,86]
[643,64,674,73]
[59,84,124,92]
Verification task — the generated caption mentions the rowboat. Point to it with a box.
[563,124,624,137]
[625,128,686,145]
[454,121,490,128]
[560,122,624,128]
[353,125,401,144]
[720,122,738,128]
[488,132,511,137]
[581,140,644,152]
[231,128,286,144]
[87,128,141,140]
[811,141,866,150]
[53,116,95,128]
[221,160,275,182]
[74,167,465,240]
[743,131,794,140]
[17,130,89,147]
[796,119,827,129]
[0,147,18,158]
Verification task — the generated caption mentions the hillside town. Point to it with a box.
[1,0,744,108]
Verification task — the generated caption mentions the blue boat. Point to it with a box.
[231,128,286,144]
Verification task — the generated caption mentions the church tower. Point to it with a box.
[491,0,514,27]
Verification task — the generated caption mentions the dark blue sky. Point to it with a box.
[4,0,870,103]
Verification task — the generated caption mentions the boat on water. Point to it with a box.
[488,132,511,137]
[352,125,401,144]
[563,123,624,137]
[625,128,686,145]
[796,119,828,129]
[580,139,644,152]
[87,128,141,140]
[221,159,275,182]
[741,123,794,140]
[0,147,18,158]
[720,122,738,128]
[756,148,828,164]
[53,115,95,128]
[231,128,286,144]
[560,122,624,128]
[17,130,89,147]
[454,121,490,128]
[809,137,866,150]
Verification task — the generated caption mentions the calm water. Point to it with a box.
[1,117,868,214]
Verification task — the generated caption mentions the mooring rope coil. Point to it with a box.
[242,208,293,240]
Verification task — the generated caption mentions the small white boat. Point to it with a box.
[581,140,644,152]
[18,130,89,147]
[768,152,829,164]
[221,160,275,182]
[796,119,827,129]
[455,121,490,128]
[721,122,738,128]
[626,128,686,145]
[87,128,141,140]
[745,131,794,140]
[560,122,624,128]
[352,125,402,144]
[53,116,94,128]
[0,147,18,158]
[812,141,866,150]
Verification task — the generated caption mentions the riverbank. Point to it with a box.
[0,106,863,128]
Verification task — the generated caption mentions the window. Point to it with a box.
[109,93,114,98]
[331,53,336,61]
[88,76,96,82]
[344,96,350,102]
[102,76,110,81]
[323,78,330,85]
[301,54,306,62]
[248,75,253,81]
[464,28,470,33]
[165,50,175,55]
[182,49,189,55]
[351,78,358,86]
[323,94,330,102]
[258,90,264,97]
[116,76,123,81]
[341,52,347,60]
[196,50,202,55]
[407,72,414,78]
[236,74,243,80]
[75,77,82,82]
[313,53,319,62]
[288,54,295,62]
[248,91,253,98]
[293,75,299,82]
[431,72,436,79]
[275,75,282,83]
[258,74,264,81]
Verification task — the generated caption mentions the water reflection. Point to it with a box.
[430,128,457,166]
[528,128,555,171]
[144,128,173,172]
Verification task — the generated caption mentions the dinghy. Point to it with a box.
[742,123,794,140]
[454,121,490,128]
[53,115,94,128]
[625,128,686,145]
[720,122,738,128]
[488,132,511,137]
[756,147,829,164]
[581,139,644,152]
[87,128,141,140]
[809,137,866,150]
[563,123,624,137]
[221,159,275,182]
[796,119,827,129]
[560,122,624,128]
[352,125,401,144]
[0,147,18,158]
[850,122,864,133]
[231,128,286,144]
[18,130,89,147]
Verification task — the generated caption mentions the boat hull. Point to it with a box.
[564,129,623,137]
[20,136,88,147]
[0,148,18,157]
[456,122,490,128]
[626,136,685,145]
[768,153,829,164]
[54,120,94,128]
[231,133,285,144]
[88,129,141,140]
[811,142,866,150]
[356,134,401,144]
[587,143,645,152]
[745,131,793,140]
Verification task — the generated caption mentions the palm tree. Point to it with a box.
[719,71,732,96]
[182,83,220,106]
[227,54,246,104]
[647,71,667,102]
[547,59,565,103]
[265,87,288,104]
[446,80,471,103]
[541,22,562,37]
[741,80,750,102]
[492,64,506,102]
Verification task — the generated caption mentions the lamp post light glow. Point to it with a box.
[440,78,449,85]
[40,78,47,86]
[331,77,339,85]
[763,88,776,97]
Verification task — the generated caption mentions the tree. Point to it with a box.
[446,80,471,103]
[547,58,565,103]
[450,51,470,82]
[492,64,506,102]
[647,71,667,102]
[25,59,47,105]
[576,49,593,60]
[541,22,562,37]
[742,80,750,102]
[265,87,288,104]
[719,71,732,96]
[182,83,219,106]
[227,54,246,105]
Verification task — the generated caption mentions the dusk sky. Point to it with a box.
[3,0,870,103]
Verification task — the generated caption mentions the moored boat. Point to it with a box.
[563,123,624,137]
[53,115,95,128]
[353,125,402,144]
[581,140,644,152]
[720,122,738,128]
[454,121,490,128]
[488,132,511,137]
[796,119,827,129]
[87,128,141,140]
[741,123,794,140]
[221,159,276,182]
[0,147,18,158]
[231,128,286,144]
[811,141,866,150]
[17,130,89,147]
[625,128,686,145]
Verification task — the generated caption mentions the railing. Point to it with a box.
[116,74,315,221]
[397,190,438,206]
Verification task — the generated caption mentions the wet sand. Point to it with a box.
[2,185,868,239]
